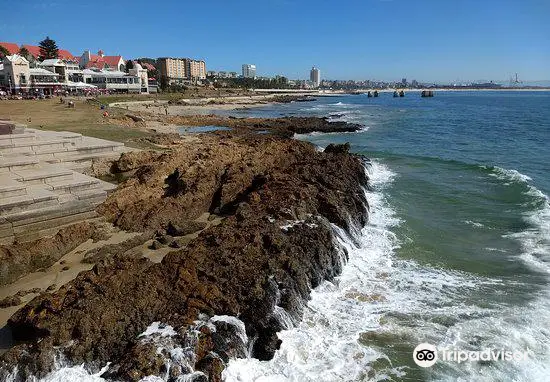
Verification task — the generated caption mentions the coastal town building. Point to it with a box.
[0,42,21,56]
[158,57,187,84]
[158,57,207,84]
[0,54,64,95]
[21,45,75,61]
[38,59,68,82]
[242,64,256,78]
[1,42,75,64]
[82,69,141,93]
[310,66,320,88]
[187,59,206,82]
[128,62,149,94]
[0,53,146,95]
[79,50,125,71]
[0,54,31,94]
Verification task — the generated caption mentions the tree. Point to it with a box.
[18,47,31,61]
[0,45,9,58]
[38,36,59,60]
[126,60,134,71]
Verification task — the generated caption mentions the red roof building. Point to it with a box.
[20,44,74,60]
[22,45,41,58]
[81,50,125,71]
[0,42,20,55]
[142,62,156,71]
[58,49,75,60]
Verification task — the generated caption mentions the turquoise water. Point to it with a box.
[223,91,550,381]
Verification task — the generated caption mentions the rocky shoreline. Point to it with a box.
[0,119,370,381]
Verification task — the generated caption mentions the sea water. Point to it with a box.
[222,91,550,381]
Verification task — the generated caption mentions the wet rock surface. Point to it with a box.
[0,132,370,381]
[165,115,363,138]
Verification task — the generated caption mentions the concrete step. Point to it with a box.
[0,175,27,198]
[0,199,99,243]
[46,150,124,165]
[0,133,37,145]
[39,130,83,144]
[0,157,40,173]
[99,179,117,193]
[11,166,74,185]
[0,186,58,215]
[73,188,108,203]
[0,139,75,154]
[45,172,100,194]
[56,188,108,204]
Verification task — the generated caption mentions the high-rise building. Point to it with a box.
[242,64,256,78]
[158,57,207,84]
[186,59,206,82]
[310,66,320,88]
[158,57,188,84]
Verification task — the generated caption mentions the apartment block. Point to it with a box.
[158,57,206,84]
[158,57,188,84]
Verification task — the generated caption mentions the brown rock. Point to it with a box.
[166,220,208,236]
[0,295,22,308]
[0,222,96,286]
[1,132,369,381]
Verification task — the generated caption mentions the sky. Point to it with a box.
[1,0,549,83]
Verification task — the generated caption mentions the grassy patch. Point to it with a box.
[0,98,152,147]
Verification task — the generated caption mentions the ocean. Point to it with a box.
[34,91,550,381]
[221,91,550,381]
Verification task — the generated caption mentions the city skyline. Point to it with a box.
[1,0,548,83]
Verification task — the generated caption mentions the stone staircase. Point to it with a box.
[0,122,131,244]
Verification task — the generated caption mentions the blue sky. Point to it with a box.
[1,0,548,83]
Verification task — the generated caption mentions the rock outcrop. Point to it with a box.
[0,222,97,286]
[0,133,369,381]
[163,115,363,138]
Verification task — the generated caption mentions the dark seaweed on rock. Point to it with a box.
[0,135,370,381]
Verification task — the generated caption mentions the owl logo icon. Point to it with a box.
[413,343,438,367]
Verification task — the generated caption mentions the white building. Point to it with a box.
[0,55,63,95]
[242,64,256,78]
[82,69,141,93]
[310,66,321,88]
[128,62,149,94]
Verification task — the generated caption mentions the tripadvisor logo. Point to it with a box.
[413,343,438,367]
[413,343,531,368]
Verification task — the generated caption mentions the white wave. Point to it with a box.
[224,159,550,382]
[293,126,369,140]
[507,195,550,274]
[487,165,550,275]
[491,164,550,274]
[489,166,533,184]
[210,315,248,345]
[223,160,405,381]
[37,364,110,382]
